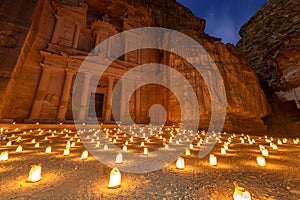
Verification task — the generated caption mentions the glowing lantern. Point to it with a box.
[233,182,252,200]
[261,149,268,157]
[209,154,217,166]
[272,144,278,150]
[185,148,191,156]
[224,145,228,151]
[277,139,282,145]
[77,138,80,143]
[31,139,36,143]
[34,143,40,148]
[45,146,51,154]
[16,145,23,152]
[96,141,100,148]
[189,144,194,149]
[125,141,128,145]
[221,148,226,155]
[115,152,123,164]
[164,144,169,149]
[108,167,121,189]
[283,138,287,144]
[27,165,41,182]
[0,151,8,161]
[122,145,127,152]
[141,142,144,147]
[63,149,70,156]
[104,144,108,150]
[143,147,148,155]
[176,157,185,169]
[66,141,71,148]
[6,141,12,146]
[81,150,88,160]
[44,136,48,141]
[113,139,116,143]
[259,145,265,151]
[256,156,266,167]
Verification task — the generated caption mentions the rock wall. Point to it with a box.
[0,0,38,121]
[237,0,300,135]
[237,0,300,108]
[0,0,55,121]
[0,0,270,133]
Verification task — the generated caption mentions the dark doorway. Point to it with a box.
[88,93,104,119]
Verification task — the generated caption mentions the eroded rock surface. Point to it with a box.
[237,0,300,108]
[0,0,270,133]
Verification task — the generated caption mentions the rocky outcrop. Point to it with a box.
[0,0,38,121]
[0,0,55,122]
[0,0,270,133]
[237,0,300,135]
[237,0,300,108]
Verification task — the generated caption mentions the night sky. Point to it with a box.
[177,0,267,44]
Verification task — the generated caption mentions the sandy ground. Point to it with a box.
[0,124,300,200]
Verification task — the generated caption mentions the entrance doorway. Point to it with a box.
[88,93,104,119]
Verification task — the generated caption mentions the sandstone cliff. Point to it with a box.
[0,0,38,121]
[0,0,270,133]
[237,0,300,135]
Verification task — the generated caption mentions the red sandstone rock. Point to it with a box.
[0,0,270,133]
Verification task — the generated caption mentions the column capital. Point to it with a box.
[65,68,76,75]
[107,76,115,82]
[40,63,52,71]
[55,14,64,20]
[83,71,93,79]
[75,21,82,27]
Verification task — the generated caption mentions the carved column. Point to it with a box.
[119,79,125,122]
[73,21,81,49]
[166,69,173,123]
[52,14,64,44]
[95,31,100,46]
[77,72,92,121]
[57,68,75,121]
[104,76,114,122]
[29,64,52,119]
[135,85,141,123]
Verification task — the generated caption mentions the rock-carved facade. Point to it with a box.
[0,0,270,133]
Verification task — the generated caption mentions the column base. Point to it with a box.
[0,119,14,123]
[24,118,65,124]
